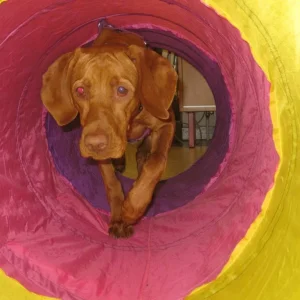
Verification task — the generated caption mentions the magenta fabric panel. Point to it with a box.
[0,1,277,300]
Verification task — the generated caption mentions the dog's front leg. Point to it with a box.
[121,123,174,226]
[98,160,133,238]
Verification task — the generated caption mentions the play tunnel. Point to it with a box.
[0,0,299,299]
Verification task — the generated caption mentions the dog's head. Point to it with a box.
[41,29,177,160]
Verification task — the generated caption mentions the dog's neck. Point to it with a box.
[104,31,147,47]
[94,25,148,49]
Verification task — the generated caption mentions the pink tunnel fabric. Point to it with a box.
[0,1,278,300]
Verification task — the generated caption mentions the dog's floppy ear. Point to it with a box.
[126,45,178,120]
[41,51,79,126]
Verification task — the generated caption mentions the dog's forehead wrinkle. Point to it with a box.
[87,59,136,86]
[74,50,137,98]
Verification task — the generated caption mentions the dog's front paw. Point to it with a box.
[109,221,134,239]
[112,155,126,174]
[114,163,126,174]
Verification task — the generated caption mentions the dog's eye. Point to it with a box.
[76,87,85,96]
[117,86,128,97]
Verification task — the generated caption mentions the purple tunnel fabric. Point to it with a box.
[46,28,231,217]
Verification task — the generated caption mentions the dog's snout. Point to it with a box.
[84,133,108,152]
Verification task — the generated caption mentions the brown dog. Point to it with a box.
[41,28,177,238]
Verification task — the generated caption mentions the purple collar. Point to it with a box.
[127,128,151,143]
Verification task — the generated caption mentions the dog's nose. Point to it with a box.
[84,134,108,152]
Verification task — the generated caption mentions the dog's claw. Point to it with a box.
[109,221,134,239]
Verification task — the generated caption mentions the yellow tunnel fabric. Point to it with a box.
[188,0,300,299]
